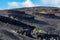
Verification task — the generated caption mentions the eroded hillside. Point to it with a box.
[0,6,60,40]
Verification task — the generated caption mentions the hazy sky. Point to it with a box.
[0,0,60,10]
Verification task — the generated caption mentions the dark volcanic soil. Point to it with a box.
[0,7,60,40]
